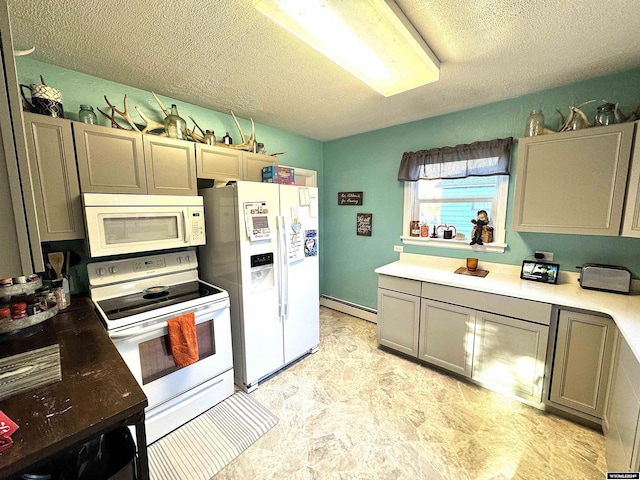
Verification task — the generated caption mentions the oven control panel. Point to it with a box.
[88,251,197,287]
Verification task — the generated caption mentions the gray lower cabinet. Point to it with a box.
[376,275,421,357]
[549,309,615,420]
[473,311,548,404]
[377,276,552,405]
[418,299,475,378]
[74,122,196,195]
[604,332,640,472]
[23,113,85,240]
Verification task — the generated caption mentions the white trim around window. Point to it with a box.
[401,177,509,253]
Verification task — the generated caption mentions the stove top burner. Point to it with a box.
[97,281,224,321]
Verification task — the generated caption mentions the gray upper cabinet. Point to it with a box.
[513,122,635,235]
[195,145,278,183]
[0,2,43,276]
[195,143,243,181]
[243,152,277,183]
[622,124,640,237]
[549,309,615,420]
[144,135,196,195]
[74,123,197,195]
[74,122,146,194]
[23,113,85,240]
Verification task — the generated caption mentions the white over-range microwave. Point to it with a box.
[82,193,206,257]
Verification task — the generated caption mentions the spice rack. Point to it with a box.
[0,279,59,335]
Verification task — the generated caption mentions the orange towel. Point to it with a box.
[167,313,199,368]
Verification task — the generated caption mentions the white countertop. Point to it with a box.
[375,253,640,361]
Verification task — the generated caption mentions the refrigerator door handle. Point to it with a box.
[277,215,285,317]
[278,215,290,317]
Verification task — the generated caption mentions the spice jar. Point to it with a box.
[11,302,27,321]
[0,307,12,323]
[53,287,67,310]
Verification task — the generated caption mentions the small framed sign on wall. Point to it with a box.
[356,213,372,236]
[338,192,363,205]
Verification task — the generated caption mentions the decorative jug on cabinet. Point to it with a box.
[20,76,63,118]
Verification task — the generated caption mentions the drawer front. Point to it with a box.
[378,275,421,296]
[422,282,551,325]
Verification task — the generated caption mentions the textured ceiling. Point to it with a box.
[7,0,640,141]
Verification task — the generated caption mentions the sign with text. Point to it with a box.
[338,192,363,206]
[356,213,372,236]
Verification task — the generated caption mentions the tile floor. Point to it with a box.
[215,307,607,479]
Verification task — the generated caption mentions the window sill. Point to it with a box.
[400,236,507,253]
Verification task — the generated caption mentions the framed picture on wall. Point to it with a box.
[356,213,372,236]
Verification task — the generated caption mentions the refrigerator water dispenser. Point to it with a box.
[250,252,275,292]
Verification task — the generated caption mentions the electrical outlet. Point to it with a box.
[535,251,554,261]
[394,245,403,253]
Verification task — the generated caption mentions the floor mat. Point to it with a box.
[148,391,278,480]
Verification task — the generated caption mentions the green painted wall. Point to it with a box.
[15,58,324,292]
[16,58,323,173]
[15,58,640,308]
[322,68,640,310]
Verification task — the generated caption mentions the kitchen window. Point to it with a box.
[398,138,513,252]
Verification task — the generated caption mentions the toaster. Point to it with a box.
[579,263,632,294]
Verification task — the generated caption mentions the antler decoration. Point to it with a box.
[98,93,166,134]
[556,100,594,132]
[98,93,258,151]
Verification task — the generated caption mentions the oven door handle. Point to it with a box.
[110,321,168,339]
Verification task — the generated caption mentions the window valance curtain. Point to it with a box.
[397,137,513,182]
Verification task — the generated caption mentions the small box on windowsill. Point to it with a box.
[262,166,295,184]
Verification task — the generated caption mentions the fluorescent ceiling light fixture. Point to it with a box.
[254,0,440,97]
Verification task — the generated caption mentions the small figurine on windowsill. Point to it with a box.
[470,210,489,245]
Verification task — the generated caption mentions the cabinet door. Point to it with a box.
[243,152,277,182]
[604,333,640,472]
[418,299,475,377]
[144,136,196,195]
[377,288,420,357]
[23,114,84,240]
[74,123,146,194]
[195,144,243,181]
[473,312,548,404]
[550,310,615,418]
[622,123,640,237]
[512,122,634,235]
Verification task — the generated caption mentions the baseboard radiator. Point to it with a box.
[319,295,377,323]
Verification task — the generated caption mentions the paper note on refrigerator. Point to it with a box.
[289,209,304,263]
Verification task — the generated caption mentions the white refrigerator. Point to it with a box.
[198,181,319,392]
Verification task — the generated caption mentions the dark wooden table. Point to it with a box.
[0,297,149,479]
